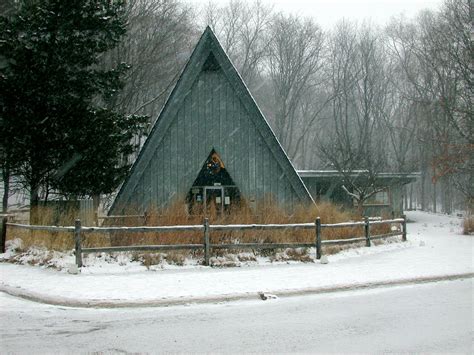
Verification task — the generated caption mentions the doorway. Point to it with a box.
[186,149,241,215]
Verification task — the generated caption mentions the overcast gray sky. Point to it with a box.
[192,0,444,29]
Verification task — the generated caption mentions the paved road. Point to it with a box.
[1,279,472,353]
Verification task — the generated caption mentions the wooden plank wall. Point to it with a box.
[119,68,306,213]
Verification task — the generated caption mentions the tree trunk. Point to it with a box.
[93,194,100,226]
[403,185,407,211]
[29,184,40,224]
[357,200,365,217]
[441,177,449,214]
[445,177,452,215]
[2,166,10,213]
[421,171,426,211]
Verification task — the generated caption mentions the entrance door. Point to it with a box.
[186,149,241,214]
[204,186,224,214]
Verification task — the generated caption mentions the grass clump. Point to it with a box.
[463,214,473,235]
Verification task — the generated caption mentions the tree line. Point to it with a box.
[1,0,471,216]
[201,0,471,213]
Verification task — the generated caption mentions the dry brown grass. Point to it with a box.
[6,227,74,252]
[108,199,365,248]
[6,207,74,252]
[6,199,392,259]
[5,206,109,252]
[463,214,473,235]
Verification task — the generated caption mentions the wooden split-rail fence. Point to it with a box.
[1,215,407,267]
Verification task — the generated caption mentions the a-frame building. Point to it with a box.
[109,27,313,215]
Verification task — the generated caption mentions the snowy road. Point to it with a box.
[1,279,472,353]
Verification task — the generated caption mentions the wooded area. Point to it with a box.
[1,0,472,215]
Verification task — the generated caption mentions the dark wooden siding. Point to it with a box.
[115,68,308,213]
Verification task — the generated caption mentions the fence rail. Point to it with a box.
[2,215,407,266]
[6,222,75,232]
[210,223,315,231]
[82,225,204,233]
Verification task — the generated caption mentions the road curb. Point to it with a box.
[1,272,473,309]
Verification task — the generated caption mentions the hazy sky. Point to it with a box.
[192,0,444,29]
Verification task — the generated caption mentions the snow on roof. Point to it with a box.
[297,170,420,180]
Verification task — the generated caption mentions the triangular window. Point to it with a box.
[202,52,220,71]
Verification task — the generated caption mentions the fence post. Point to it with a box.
[74,219,83,268]
[1,216,7,253]
[315,217,322,260]
[402,214,407,241]
[203,218,210,266]
[364,216,371,247]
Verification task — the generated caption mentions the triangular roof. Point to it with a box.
[110,27,313,213]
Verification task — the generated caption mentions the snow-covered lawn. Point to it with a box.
[0,211,472,306]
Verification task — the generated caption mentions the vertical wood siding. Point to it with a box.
[115,68,309,213]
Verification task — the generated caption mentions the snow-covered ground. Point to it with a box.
[0,211,472,306]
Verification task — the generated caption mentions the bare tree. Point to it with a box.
[104,0,196,118]
[386,1,473,211]
[316,21,392,210]
[267,14,324,155]
[201,0,273,89]
[420,0,473,208]
[380,32,421,203]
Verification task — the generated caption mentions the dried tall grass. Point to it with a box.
[102,198,390,249]
[6,199,392,255]
[6,226,74,252]
[5,206,106,252]
[463,214,473,235]
[6,207,71,251]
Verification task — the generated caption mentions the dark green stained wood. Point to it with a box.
[213,75,220,147]
[263,147,270,199]
[109,27,313,215]
[151,147,158,205]
[241,106,250,194]
[144,162,151,208]
[191,87,199,185]
[172,117,178,199]
[176,103,183,195]
[197,76,206,166]
[163,125,171,203]
[220,78,227,161]
[277,166,285,203]
[219,81,226,158]
[249,125,256,196]
[158,143,165,207]
[255,138,265,196]
[272,157,279,200]
[203,74,211,157]
[230,83,239,178]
